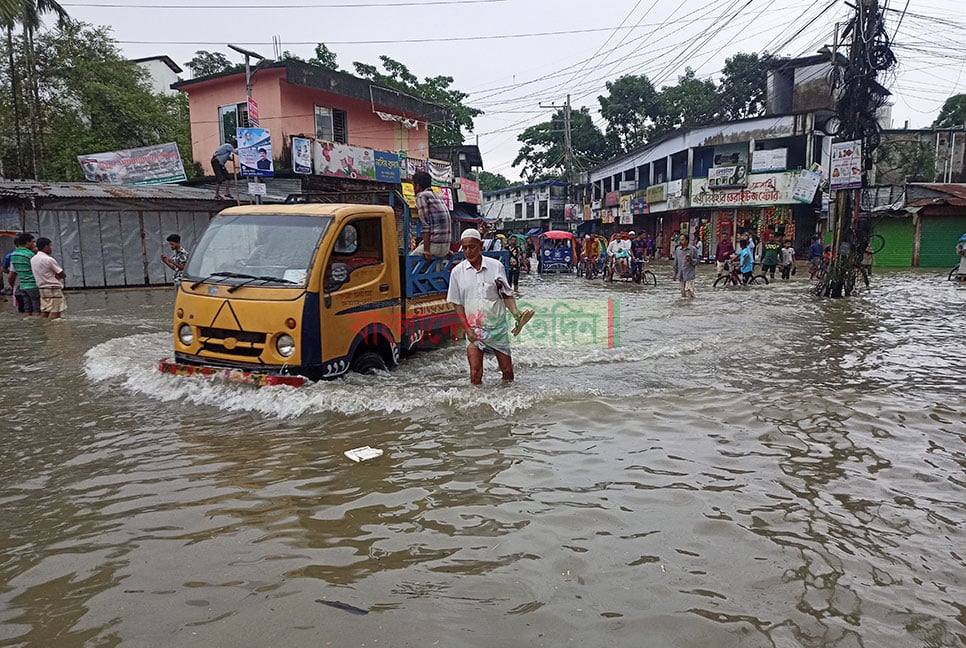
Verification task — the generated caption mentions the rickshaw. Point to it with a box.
[537,230,578,274]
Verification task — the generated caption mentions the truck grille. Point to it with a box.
[199,327,267,358]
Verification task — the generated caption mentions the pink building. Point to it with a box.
[172,60,448,175]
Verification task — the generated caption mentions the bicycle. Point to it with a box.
[713,258,768,287]
[950,265,965,282]
[579,255,599,280]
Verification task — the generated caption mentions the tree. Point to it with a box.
[478,170,512,193]
[309,43,338,71]
[933,94,966,128]
[513,107,613,183]
[0,19,196,180]
[352,55,481,147]
[875,139,937,183]
[719,52,768,121]
[185,50,233,78]
[653,68,722,137]
[597,74,660,152]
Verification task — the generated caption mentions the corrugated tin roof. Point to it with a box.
[0,180,219,200]
[906,183,966,207]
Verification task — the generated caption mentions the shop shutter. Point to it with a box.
[918,215,966,268]
[873,217,914,267]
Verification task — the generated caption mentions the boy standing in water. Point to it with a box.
[779,240,796,280]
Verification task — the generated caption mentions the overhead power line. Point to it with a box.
[64,0,505,7]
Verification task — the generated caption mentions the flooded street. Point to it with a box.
[1,266,964,647]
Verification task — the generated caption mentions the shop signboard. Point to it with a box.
[373,151,402,183]
[666,179,683,197]
[619,195,631,218]
[631,193,647,215]
[830,139,863,190]
[690,171,799,207]
[751,148,787,172]
[583,204,592,221]
[605,191,620,207]
[458,178,481,204]
[619,180,636,192]
[646,183,666,204]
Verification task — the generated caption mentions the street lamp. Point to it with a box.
[227,43,266,101]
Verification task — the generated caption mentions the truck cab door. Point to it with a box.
[321,216,399,364]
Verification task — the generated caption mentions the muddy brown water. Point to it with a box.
[0,266,963,647]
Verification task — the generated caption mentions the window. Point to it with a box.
[218,103,249,146]
[515,203,523,219]
[326,217,384,290]
[315,106,348,143]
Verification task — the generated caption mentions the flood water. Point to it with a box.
[1,266,964,647]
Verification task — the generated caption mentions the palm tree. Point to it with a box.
[5,0,68,178]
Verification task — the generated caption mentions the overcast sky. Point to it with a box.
[60,0,964,180]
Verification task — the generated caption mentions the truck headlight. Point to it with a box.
[276,334,295,357]
[178,323,194,345]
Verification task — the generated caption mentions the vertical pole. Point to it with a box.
[243,54,263,206]
[563,94,573,186]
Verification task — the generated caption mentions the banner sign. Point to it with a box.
[247,97,259,127]
[583,205,592,221]
[374,150,402,183]
[618,180,636,192]
[433,185,453,210]
[237,127,273,177]
[292,136,312,174]
[830,140,863,190]
[646,183,666,204]
[792,169,822,203]
[691,172,799,207]
[605,191,620,207]
[315,141,376,180]
[77,142,186,185]
[708,164,748,189]
[752,148,787,172]
[619,195,631,218]
[619,212,634,225]
[666,179,683,197]
[458,178,481,204]
[428,159,453,183]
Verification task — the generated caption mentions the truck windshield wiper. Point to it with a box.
[190,271,258,290]
[226,275,299,293]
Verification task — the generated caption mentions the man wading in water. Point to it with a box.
[447,228,533,384]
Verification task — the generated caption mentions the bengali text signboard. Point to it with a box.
[77,142,186,185]
[691,172,799,207]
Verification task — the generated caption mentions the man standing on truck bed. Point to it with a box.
[410,171,452,269]
[447,228,533,385]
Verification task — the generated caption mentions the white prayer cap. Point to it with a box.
[460,228,482,241]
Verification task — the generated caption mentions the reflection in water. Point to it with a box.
[0,271,963,647]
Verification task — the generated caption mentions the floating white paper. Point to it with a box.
[344,446,384,462]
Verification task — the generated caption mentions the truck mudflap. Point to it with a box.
[158,358,305,388]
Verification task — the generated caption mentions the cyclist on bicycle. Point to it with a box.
[737,238,754,284]
[807,234,824,279]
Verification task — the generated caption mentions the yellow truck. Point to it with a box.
[161,195,495,386]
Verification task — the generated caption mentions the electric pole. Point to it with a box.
[817,0,894,298]
[540,95,574,185]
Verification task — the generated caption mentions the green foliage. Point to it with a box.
[478,170,512,192]
[513,107,614,183]
[352,55,481,147]
[593,55,766,155]
[309,43,338,71]
[653,68,722,137]
[0,19,195,180]
[932,94,966,128]
[598,74,660,151]
[719,52,768,121]
[185,50,233,77]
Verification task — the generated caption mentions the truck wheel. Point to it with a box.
[352,351,387,374]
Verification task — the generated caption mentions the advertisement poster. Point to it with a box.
[708,164,748,189]
[315,141,376,180]
[237,127,273,177]
[77,142,186,185]
[792,169,822,203]
[751,148,787,173]
[830,140,863,190]
[292,137,312,174]
[458,178,480,204]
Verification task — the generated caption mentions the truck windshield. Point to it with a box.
[186,214,332,287]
